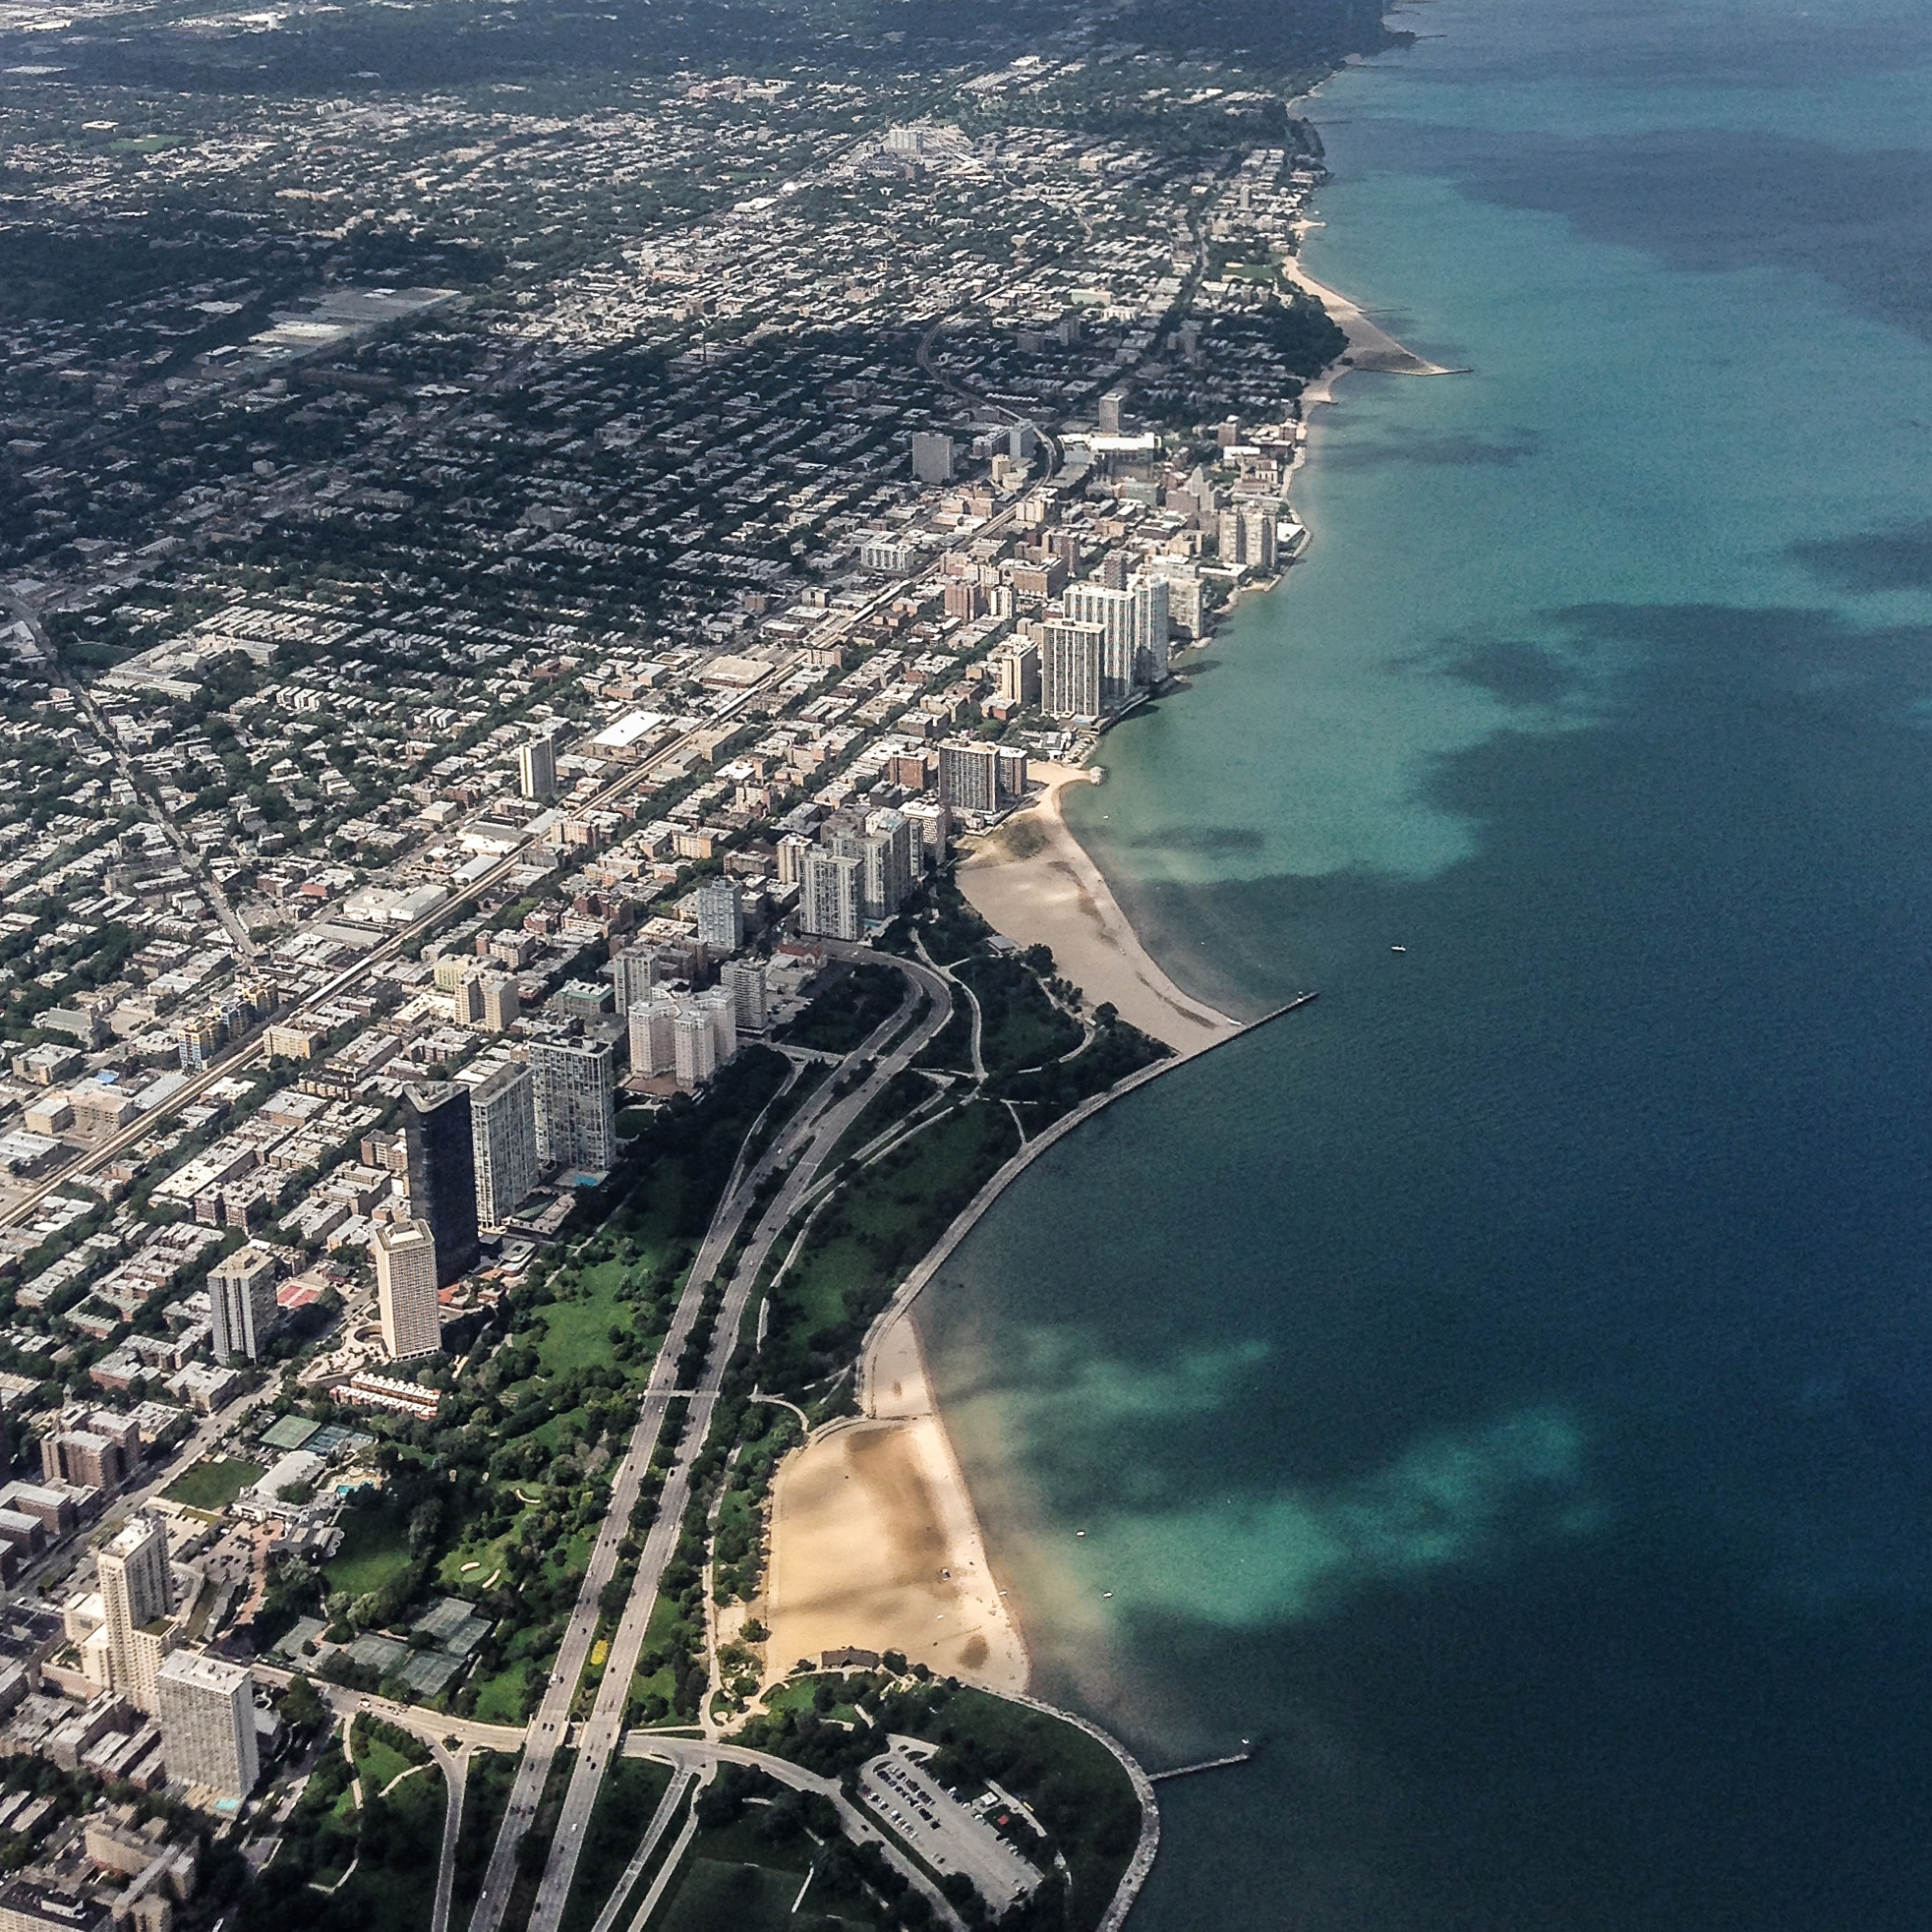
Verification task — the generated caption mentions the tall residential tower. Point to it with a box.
[97,1515,173,1713]
[530,1035,617,1175]
[470,1061,539,1227]
[374,1219,441,1361]
[157,1650,259,1800]
[206,1247,279,1364]
[402,1081,479,1287]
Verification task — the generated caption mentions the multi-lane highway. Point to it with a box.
[465,948,950,1932]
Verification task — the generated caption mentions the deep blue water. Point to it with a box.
[920,0,1932,1925]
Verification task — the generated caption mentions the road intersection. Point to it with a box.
[469,948,952,1932]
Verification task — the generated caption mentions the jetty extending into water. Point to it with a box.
[856,987,1319,1410]
[1148,1740,1261,1784]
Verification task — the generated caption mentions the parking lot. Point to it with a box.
[853,1746,1040,1913]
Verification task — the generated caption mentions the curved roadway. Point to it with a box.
[471,948,952,1932]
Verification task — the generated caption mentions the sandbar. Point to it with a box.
[761,1316,1028,1693]
[957,762,1241,1056]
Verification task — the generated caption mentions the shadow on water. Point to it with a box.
[1360,123,1932,345]
[1322,426,1541,470]
[1119,826,1268,855]
[1790,517,1932,594]
[935,599,1932,1931]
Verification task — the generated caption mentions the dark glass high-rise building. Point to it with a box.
[401,1081,479,1287]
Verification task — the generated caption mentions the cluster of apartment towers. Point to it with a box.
[57,1514,259,1802]
[216,879,772,1376]
[778,739,1023,943]
[1022,571,1174,722]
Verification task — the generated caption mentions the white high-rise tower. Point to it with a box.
[158,1650,259,1800]
[97,1515,174,1712]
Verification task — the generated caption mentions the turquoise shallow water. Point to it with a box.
[920,0,1932,1925]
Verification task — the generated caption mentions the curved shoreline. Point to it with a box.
[761,1314,1030,1695]
[768,246,1402,1931]
[853,992,1312,1420]
[1001,1685,1162,1932]
[956,762,1243,1053]
[1284,238,1465,383]
[849,1039,1247,1926]
[819,257,1408,1922]
[757,1007,1301,1927]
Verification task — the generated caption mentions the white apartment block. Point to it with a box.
[157,1649,259,1800]
[374,1219,441,1361]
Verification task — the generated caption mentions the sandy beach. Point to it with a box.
[761,1316,1028,1693]
[761,260,1410,1707]
[1283,228,1462,392]
[957,762,1241,1056]
[761,770,1241,1688]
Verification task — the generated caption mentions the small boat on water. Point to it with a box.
[1390,945,1407,953]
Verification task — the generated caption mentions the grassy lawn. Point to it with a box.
[761,1100,1019,1401]
[470,1595,574,1724]
[546,1526,595,1589]
[992,1016,1168,1122]
[956,954,1082,1076]
[757,1676,819,1721]
[660,1806,874,1926]
[756,1675,861,1727]
[163,1457,264,1510]
[535,1261,628,1375]
[658,1858,803,1932]
[558,1757,673,1932]
[534,1181,685,1376]
[517,1169,697,1410]
[471,1657,537,1726]
[351,1716,429,1798]
[355,1735,418,1795]
[326,1496,416,1599]
[528,1403,593,1450]
[625,1591,684,1720]
[685,1812,815,1876]
[437,1513,525,1597]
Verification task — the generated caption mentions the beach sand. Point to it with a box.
[1283,234,1461,387]
[1286,220,1470,423]
[761,1316,1028,1692]
[957,762,1242,1056]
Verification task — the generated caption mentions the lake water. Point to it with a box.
[920,0,1932,1924]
